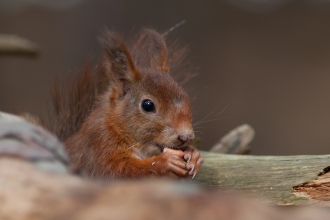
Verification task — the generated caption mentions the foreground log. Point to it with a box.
[1,158,330,220]
[1,111,330,209]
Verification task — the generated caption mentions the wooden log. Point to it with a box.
[1,158,330,220]
[1,111,330,206]
[195,151,330,205]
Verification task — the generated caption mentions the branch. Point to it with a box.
[209,124,255,154]
[0,34,38,56]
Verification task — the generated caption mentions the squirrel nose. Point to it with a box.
[178,133,194,144]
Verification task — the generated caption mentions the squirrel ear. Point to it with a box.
[100,29,140,83]
[131,28,169,73]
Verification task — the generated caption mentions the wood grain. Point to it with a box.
[196,151,330,205]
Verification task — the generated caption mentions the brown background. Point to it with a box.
[1,0,330,155]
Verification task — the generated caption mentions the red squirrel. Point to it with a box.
[51,28,203,179]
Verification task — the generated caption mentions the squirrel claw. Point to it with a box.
[184,154,191,162]
[187,164,195,175]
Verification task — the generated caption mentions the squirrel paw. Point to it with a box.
[154,148,188,178]
[183,145,203,179]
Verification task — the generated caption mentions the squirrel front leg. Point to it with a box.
[151,148,188,178]
[100,148,189,179]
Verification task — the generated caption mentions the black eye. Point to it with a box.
[141,99,156,113]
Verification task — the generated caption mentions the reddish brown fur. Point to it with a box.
[50,28,202,179]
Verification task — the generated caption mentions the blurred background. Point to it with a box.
[1,0,330,155]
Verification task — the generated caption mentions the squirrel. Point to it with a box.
[50,28,203,179]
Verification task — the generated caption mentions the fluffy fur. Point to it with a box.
[50,28,201,179]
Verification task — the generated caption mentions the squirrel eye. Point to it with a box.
[141,99,156,113]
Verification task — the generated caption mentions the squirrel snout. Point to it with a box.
[178,133,194,144]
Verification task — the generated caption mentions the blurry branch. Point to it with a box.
[209,124,254,154]
[0,34,38,56]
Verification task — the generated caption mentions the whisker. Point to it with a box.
[214,105,228,117]
[190,86,223,103]
[193,105,229,126]
[191,83,222,98]
[127,139,150,152]
[193,126,205,129]
[132,135,157,152]
[193,116,227,126]
[193,105,219,126]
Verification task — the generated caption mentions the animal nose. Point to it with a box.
[178,133,194,144]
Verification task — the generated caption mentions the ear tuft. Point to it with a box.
[100,29,139,82]
[130,28,169,73]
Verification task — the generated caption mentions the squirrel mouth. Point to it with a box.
[156,143,184,151]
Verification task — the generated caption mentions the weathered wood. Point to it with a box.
[1,158,330,220]
[195,151,330,205]
[293,172,330,203]
[1,111,330,206]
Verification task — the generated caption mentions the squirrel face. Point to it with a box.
[118,70,194,158]
[100,29,194,159]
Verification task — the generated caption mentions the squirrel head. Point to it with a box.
[99,29,194,158]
